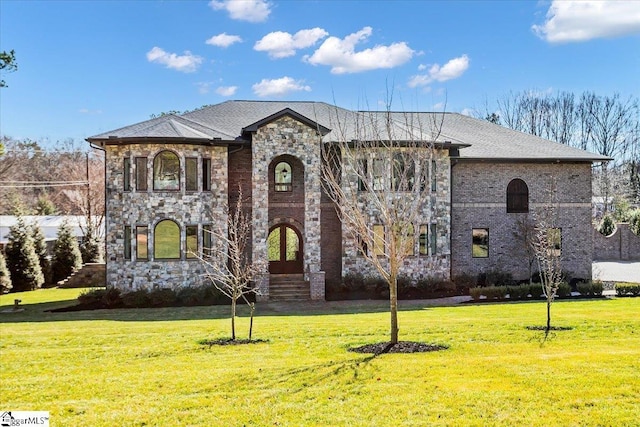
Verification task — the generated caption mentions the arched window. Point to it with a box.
[275,162,292,192]
[153,151,180,190]
[507,179,529,213]
[154,220,180,259]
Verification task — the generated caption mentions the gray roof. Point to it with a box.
[87,100,610,162]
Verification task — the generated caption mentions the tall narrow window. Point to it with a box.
[431,160,437,192]
[186,225,198,259]
[123,158,131,191]
[202,158,211,191]
[472,228,489,258]
[186,157,198,192]
[202,224,212,255]
[136,226,148,260]
[506,179,529,213]
[430,223,437,255]
[153,151,180,190]
[392,153,415,191]
[394,223,414,256]
[135,157,147,191]
[154,220,180,259]
[373,159,385,191]
[124,226,131,260]
[373,225,385,256]
[275,162,292,192]
[357,159,368,192]
[548,228,562,257]
[419,225,428,255]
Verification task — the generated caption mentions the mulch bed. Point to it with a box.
[349,341,448,355]
[199,338,268,347]
[525,325,573,331]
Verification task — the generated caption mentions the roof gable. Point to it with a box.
[241,108,331,135]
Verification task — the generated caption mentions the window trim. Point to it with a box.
[123,158,131,191]
[185,157,198,192]
[153,150,181,191]
[506,178,529,213]
[135,157,148,192]
[419,224,428,256]
[202,158,211,191]
[185,225,198,259]
[274,161,293,192]
[472,228,489,258]
[124,225,131,260]
[136,225,148,261]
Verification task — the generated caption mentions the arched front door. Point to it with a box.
[267,224,303,274]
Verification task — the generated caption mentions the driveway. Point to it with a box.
[593,261,640,283]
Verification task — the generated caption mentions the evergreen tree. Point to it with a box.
[5,217,44,291]
[31,222,51,286]
[80,221,103,263]
[598,215,616,236]
[0,250,12,293]
[51,220,83,284]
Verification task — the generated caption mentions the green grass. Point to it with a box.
[1,289,639,426]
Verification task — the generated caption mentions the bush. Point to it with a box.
[598,215,616,236]
[630,210,640,236]
[507,285,529,300]
[615,283,640,297]
[576,280,605,297]
[452,273,476,295]
[557,282,572,298]
[469,287,483,301]
[484,269,515,287]
[529,283,543,298]
[148,288,178,307]
[484,286,508,300]
[342,272,366,291]
[121,289,151,308]
[591,281,604,296]
[78,288,107,306]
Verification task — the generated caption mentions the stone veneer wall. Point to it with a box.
[451,161,593,281]
[104,143,227,290]
[341,149,452,280]
[251,115,324,300]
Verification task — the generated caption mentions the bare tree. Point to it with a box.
[320,102,445,345]
[199,187,264,341]
[513,215,537,285]
[532,179,563,332]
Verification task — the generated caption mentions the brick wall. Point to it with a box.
[451,161,593,282]
[593,223,640,261]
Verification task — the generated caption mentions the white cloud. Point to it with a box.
[252,76,311,97]
[146,47,203,73]
[533,0,640,43]
[408,54,470,88]
[254,28,328,59]
[216,85,238,96]
[304,26,414,74]
[206,33,243,48]
[209,0,271,23]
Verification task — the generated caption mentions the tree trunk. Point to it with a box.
[546,300,551,331]
[390,275,398,344]
[248,302,255,341]
[231,298,236,340]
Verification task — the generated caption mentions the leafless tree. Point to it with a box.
[532,179,563,332]
[320,102,445,344]
[513,215,537,285]
[199,187,264,341]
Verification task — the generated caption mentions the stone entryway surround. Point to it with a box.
[251,114,326,300]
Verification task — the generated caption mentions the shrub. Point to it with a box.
[557,282,572,298]
[469,287,483,301]
[576,281,592,296]
[364,275,387,292]
[577,280,604,297]
[630,211,640,236]
[591,281,604,296]
[78,288,107,306]
[396,275,413,293]
[484,286,508,300]
[484,269,515,287]
[342,272,366,291]
[121,289,151,308]
[615,283,640,297]
[102,287,123,308]
[507,285,529,300]
[452,273,476,295]
[148,288,178,307]
[598,215,616,236]
[529,283,543,298]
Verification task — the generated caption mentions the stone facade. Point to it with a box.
[251,115,324,300]
[341,148,452,280]
[451,161,594,281]
[104,143,227,290]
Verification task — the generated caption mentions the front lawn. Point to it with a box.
[1,289,638,426]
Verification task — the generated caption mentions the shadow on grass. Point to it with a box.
[0,297,462,324]
[525,325,574,347]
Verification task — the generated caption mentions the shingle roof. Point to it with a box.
[87,100,610,162]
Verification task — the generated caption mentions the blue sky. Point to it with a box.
[1,0,639,144]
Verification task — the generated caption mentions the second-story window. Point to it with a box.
[153,151,180,191]
[275,162,292,192]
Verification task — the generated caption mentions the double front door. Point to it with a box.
[267,224,303,274]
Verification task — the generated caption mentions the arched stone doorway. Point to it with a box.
[267,223,303,274]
